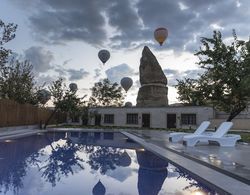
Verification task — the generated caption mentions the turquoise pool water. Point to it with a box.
[0,132,221,195]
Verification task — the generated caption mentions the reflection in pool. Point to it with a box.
[0,132,220,195]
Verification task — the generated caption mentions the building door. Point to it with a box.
[142,114,150,128]
[167,114,176,128]
[95,114,101,126]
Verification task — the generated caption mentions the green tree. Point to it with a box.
[0,19,17,99]
[176,31,250,121]
[49,78,65,107]
[0,19,17,69]
[0,59,39,104]
[44,78,86,128]
[0,19,42,105]
[175,77,208,106]
[89,78,124,107]
[40,139,84,187]
[49,78,86,117]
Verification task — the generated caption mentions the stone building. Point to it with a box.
[88,106,214,130]
[87,106,250,130]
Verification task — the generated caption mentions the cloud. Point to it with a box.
[79,88,89,93]
[67,68,89,81]
[36,75,56,86]
[63,59,72,66]
[26,0,108,45]
[107,0,143,49]
[54,66,90,81]
[164,68,204,86]
[183,69,205,79]
[164,69,179,76]
[54,66,67,77]
[127,79,140,94]
[134,80,141,88]
[24,46,53,73]
[94,68,101,78]
[106,167,132,182]
[105,63,135,83]
[18,167,44,195]
[11,0,250,52]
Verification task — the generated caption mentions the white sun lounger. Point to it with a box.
[183,121,241,147]
[169,121,211,142]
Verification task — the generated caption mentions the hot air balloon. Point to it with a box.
[154,27,168,46]
[69,83,78,92]
[37,89,51,104]
[92,180,106,195]
[120,77,133,92]
[125,102,133,107]
[118,151,132,167]
[98,49,110,64]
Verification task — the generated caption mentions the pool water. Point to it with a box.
[0,132,220,195]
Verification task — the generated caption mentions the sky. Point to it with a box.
[1,0,250,105]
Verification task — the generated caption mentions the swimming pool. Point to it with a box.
[0,131,221,195]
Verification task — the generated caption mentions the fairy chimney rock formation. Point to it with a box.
[136,46,168,107]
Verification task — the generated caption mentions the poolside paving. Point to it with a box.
[122,130,250,194]
[125,130,250,183]
[0,126,45,140]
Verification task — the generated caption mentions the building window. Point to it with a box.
[104,114,114,124]
[181,114,196,125]
[127,113,138,124]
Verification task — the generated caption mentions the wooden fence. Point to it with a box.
[0,99,67,127]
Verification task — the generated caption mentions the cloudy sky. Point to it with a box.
[1,0,250,105]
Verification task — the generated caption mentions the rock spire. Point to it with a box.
[136,46,168,107]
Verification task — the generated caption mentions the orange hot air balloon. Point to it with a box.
[154,27,168,46]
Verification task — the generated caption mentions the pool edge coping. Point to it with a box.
[122,131,250,195]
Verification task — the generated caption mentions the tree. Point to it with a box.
[89,78,124,107]
[176,31,250,121]
[0,19,43,105]
[0,19,18,100]
[49,78,65,107]
[44,78,86,128]
[0,59,39,104]
[49,78,86,117]
[40,139,84,187]
[0,19,17,69]
[175,77,208,106]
